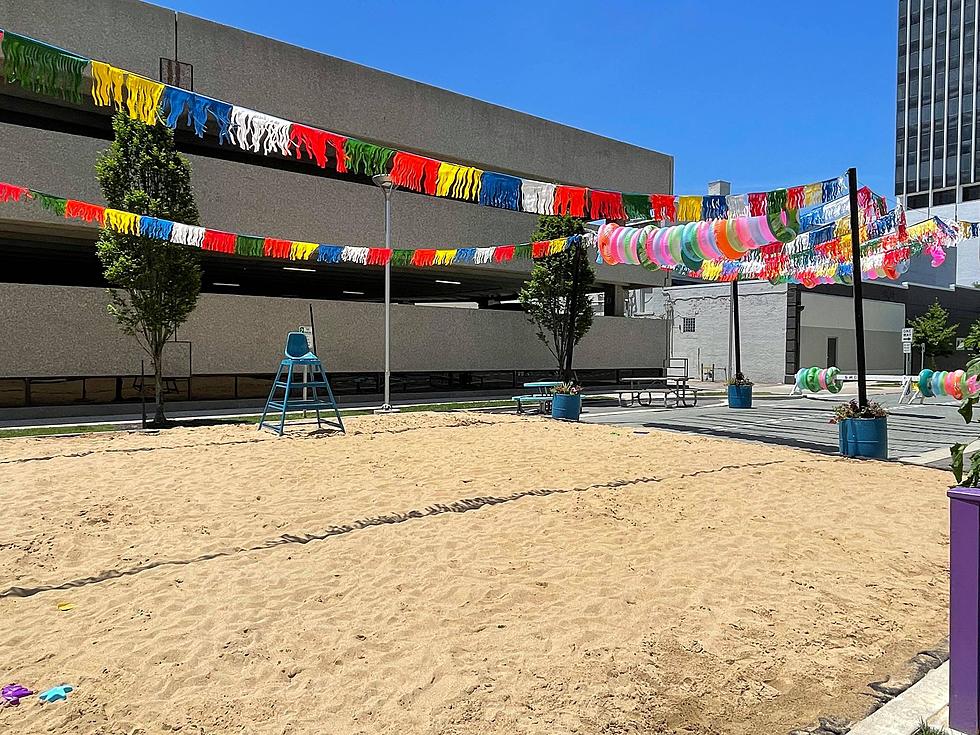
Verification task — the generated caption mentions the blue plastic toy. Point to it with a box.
[38,685,73,703]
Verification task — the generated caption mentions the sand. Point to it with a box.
[0,412,951,734]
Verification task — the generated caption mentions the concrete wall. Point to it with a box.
[0,283,667,378]
[0,0,671,289]
[638,281,789,385]
[799,292,906,373]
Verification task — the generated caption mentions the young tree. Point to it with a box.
[910,300,959,368]
[965,317,980,355]
[96,113,202,426]
[519,215,595,377]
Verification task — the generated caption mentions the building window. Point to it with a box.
[907,193,930,209]
[964,184,980,201]
[160,58,193,91]
[933,188,957,205]
[681,317,696,333]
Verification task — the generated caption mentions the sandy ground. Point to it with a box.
[0,412,951,735]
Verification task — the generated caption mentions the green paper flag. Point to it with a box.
[32,191,67,217]
[390,249,413,266]
[235,235,264,257]
[623,193,652,221]
[345,140,395,177]
[2,32,88,104]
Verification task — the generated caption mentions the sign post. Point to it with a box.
[902,328,914,376]
[299,325,313,415]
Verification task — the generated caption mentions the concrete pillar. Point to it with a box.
[603,284,626,317]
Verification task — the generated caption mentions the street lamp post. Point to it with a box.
[372,173,398,413]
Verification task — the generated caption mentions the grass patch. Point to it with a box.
[0,400,517,440]
[914,723,948,735]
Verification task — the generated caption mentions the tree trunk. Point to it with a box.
[152,347,166,426]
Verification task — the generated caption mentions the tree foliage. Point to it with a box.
[95,113,201,425]
[910,300,959,368]
[965,318,980,355]
[519,215,595,376]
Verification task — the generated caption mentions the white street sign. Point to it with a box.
[901,328,914,343]
[903,342,912,354]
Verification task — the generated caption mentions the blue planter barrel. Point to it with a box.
[552,394,582,421]
[838,416,888,459]
[728,384,753,409]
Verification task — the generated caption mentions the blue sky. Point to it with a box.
[161,0,897,199]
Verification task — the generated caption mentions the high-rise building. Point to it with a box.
[896,0,980,286]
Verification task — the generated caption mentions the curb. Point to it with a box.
[846,662,950,735]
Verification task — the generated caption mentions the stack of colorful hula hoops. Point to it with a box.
[795,366,843,393]
[916,368,971,399]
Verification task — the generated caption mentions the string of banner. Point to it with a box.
[0,179,964,284]
[1,28,866,223]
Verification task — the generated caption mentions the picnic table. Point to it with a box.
[618,376,699,408]
[513,381,561,414]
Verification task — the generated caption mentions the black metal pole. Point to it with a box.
[308,303,318,355]
[847,167,869,408]
[563,241,584,381]
[731,279,742,377]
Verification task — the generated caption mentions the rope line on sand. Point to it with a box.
[0,458,797,599]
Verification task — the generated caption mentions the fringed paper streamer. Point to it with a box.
[623,193,651,220]
[202,229,236,254]
[344,140,395,177]
[454,248,476,263]
[316,245,344,263]
[262,238,291,258]
[726,194,749,218]
[676,196,702,222]
[479,172,522,211]
[803,183,822,206]
[65,200,105,224]
[411,249,437,267]
[433,249,457,265]
[0,32,88,104]
[124,75,166,125]
[474,247,495,264]
[140,216,174,240]
[289,241,319,260]
[160,88,233,141]
[435,163,483,201]
[701,195,728,220]
[91,61,125,110]
[33,192,67,217]
[367,247,392,266]
[766,189,788,214]
[822,176,847,202]
[390,152,440,195]
[390,249,414,266]
[549,238,568,254]
[341,246,370,264]
[235,235,265,257]
[170,223,206,247]
[104,208,141,235]
[494,245,516,263]
[589,190,627,221]
[748,193,767,216]
[787,186,805,209]
[520,180,557,215]
[532,241,550,258]
[554,186,587,217]
[228,107,293,156]
[514,244,532,260]
[650,194,676,221]
[0,182,31,203]
[289,124,348,172]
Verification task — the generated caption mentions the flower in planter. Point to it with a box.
[830,399,887,425]
[553,382,581,396]
[726,372,753,387]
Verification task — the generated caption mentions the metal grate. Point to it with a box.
[159,58,193,91]
[681,317,696,333]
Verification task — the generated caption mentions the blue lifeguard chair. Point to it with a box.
[258,332,345,435]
